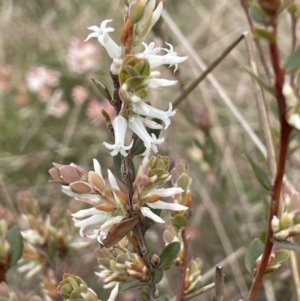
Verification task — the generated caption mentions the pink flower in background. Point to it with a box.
[26,66,61,93]
[66,38,99,74]
[86,98,114,126]
[71,85,89,105]
[46,89,69,118]
[0,64,13,93]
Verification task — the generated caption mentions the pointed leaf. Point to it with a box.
[7,226,24,268]
[91,78,112,101]
[244,154,270,190]
[253,28,276,42]
[158,242,180,270]
[242,68,274,95]
[284,46,300,73]
[273,239,300,252]
[245,238,264,274]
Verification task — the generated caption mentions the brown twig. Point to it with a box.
[246,21,292,301]
[176,229,189,301]
[214,265,224,301]
[172,33,245,109]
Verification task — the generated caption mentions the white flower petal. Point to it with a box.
[71,207,105,218]
[108,282,119,301]
[103,116,133,157]
[93,158,103,178]
[85,20,122,59]
[146,187,184,198]
[147,200,188,211]
[107,169,120,190]
[141,207,165,223]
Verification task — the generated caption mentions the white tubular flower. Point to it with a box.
[87,216,123,244]
[85,20,122,59]
[141,207,165,223]
[147,200,188,211]
[141,188,188,223]
[141,117,163,129]
[103,116,133,156]
[107,282,120,301]
[137,42,187,71]
[132,102,176,129]
[72,208,110,237]
[147,77,178,89]
[128,116,165,155]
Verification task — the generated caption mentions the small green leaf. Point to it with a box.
[155,294,170,301]
[245,238,264,274]
[253,28,276,42]
[172,214,188,227]
[101,109,112,123]
[119,270,163,292]
[145,208,161,230]
[140,291,150,301]
[242,68,274,95]
[113,153,123,182]
[284,46,300,74]
[158,242,180,270]
[7,226,24,268]
[91,78,112,101]
[120,280,146,292]
[273,250,290,265]
[244,154,270,190]
[155,270,163,283]
[273,239,300,252]
[249,6,266,24]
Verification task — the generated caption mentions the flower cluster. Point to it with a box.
[16,191,90,280]
[85,0,187,156]
[271,195,300,240]
[95,237,150,289]
[49,157,188,244]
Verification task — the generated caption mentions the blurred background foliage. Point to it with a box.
[1,0,300,300]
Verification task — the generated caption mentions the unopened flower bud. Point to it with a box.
[271,216,280,232]
[151,254,160,268]
[283,82,298,108]
[280,212,293,229]
[129,0,146,23]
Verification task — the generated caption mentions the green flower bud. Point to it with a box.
[129,0,146,23]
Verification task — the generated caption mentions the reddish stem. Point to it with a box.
[176,229,188,301]
[246,24,292,301]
